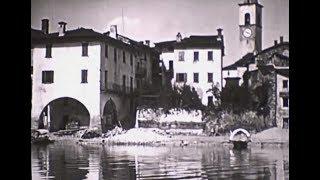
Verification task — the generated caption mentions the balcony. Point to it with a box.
[102,82,134,96]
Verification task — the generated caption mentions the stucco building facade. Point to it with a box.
[155,30,225,106]
[31,20,159,132]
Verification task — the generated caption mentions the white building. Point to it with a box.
[155,29,225,106]
[31,19,157,132]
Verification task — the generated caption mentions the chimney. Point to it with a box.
[41,19,49,34]
[217,28,223,41]
[274,40,278,46]
[217,28,223,36]
[145,40,150,46]
[280,36,284,43]
[176,32,182,42]
[58,21,67,36]
[109,25,118,39]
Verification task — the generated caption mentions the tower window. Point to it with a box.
[245,13,250,25]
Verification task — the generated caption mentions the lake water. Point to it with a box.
[31,142,289,180]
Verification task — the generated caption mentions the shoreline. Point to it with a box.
[49,133,289,149]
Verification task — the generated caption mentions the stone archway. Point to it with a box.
[101,98,118,133]
[38,97,90,132]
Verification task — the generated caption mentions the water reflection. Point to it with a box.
[32,142,289,180]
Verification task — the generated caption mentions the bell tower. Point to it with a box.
[239,0,263,57]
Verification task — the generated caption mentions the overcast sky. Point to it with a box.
[31,0,289,66]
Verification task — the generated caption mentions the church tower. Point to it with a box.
[239,0,263,57]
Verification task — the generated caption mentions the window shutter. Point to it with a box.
[184,73,187,82]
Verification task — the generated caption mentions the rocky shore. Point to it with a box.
[47,127,288,148]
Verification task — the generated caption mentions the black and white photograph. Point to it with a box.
[31,0,289,179]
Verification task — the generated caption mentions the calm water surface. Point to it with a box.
[31,142,289,180]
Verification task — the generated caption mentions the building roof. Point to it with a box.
[256,42,289,56]
[275,69,289,78]
[223,42,289,71]
[31,28,46,39]
[272,52,289,60]
[31,27,155,53]
[223,53,254,70]
[47,27,102,38]
[155,35,224,51]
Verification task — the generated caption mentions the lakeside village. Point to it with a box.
[31,0,288,149]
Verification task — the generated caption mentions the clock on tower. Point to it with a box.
[239,0,263,57]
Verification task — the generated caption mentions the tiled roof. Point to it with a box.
[223,42,289,71]
[256,42,289,56]
[275,69,289,77]
[155,35,224,50]
[31,27,153,52]
[47,28,102,38]
[31,28,46,39]
[223,53,254,70]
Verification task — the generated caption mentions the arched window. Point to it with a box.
[245,13,250,25]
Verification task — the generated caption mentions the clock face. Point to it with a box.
[243,28,252,38]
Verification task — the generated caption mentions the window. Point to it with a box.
[144,53,147,61]
[42,71,54,84]
[208,73,213,83]
[283,80,288,89]
[81,70,88,83]
[208,51,213,61]
[130,54,133,66]
[208,96,213,107]
[45,44,52,58]
[114,48,117,62]
[283,118,289,129]
[193,73,199,83]
[105,44,108,58]
[130,77,133,92]
[123,51,126,63]
[194,51,199,61]
[245,13,250,25]
[122,75,126,91]
[178,51,185,61]
[283,97,289,107]
[176,73,187,82]
[169,60,173,70]
[82,43,88,56]
[105,71,108,89]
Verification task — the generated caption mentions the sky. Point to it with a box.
[31,0,289,66]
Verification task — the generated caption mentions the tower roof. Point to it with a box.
[239,0,263,8]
